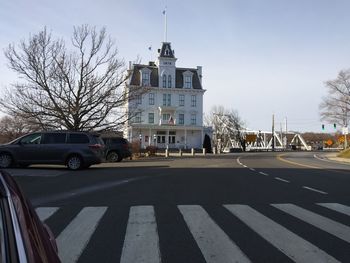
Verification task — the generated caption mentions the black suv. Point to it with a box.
[0,131,105,170]
[102,137,131,162]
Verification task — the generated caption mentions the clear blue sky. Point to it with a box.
[1,0,350,132]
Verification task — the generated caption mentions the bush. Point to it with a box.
[146,146,157,156]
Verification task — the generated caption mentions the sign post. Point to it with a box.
[342,127,348,149]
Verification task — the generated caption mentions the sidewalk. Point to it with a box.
[323,152,350,164]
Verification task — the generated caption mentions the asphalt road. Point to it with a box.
[8,152,350,263]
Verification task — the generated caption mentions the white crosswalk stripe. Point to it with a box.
[120,206,161,263]
[317,203,350,217]
[35,207,59,221]
[272,203,350,243]
[56,207,107,263]
[179,205,251,263]
[225,204,339,263]
[35,203,350,263]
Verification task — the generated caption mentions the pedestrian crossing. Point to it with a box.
[36,203,350,263]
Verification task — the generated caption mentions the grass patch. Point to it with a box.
[338,148,350,158]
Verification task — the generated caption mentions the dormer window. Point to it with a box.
[140,68,152,86]
[142,72,150,86]
[182,71,194,89]
[185,76,192,88]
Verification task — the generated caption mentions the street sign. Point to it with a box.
[342,127,349,135]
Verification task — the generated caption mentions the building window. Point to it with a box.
[162,113,170,121]
[148,113,154,124]
[167,94,171,106]
[163,94,171,106]
[136,94,142,105]
[178,114,184,125]
[149,93,155,105]
[134,112,141,123]
[191,95,196,107]
[157,131,166,143]
[191,114,196,125]
[142,72,150,86]
[162,75,166,88]
[179,94,185,106]
[168,75,172,88]
[185,76,192,88]
[168,131,176,144]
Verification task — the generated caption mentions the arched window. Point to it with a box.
[162,75,167,88]
[168,75,172,88]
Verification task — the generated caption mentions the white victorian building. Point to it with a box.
[124,42,210,149]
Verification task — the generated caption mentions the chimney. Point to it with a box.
[197,66,202,84]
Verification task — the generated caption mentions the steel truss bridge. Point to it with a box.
[218,130,311,152]
[213,114,311,152]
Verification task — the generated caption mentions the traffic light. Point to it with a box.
[334,123,336,129]
[322,124,325,130]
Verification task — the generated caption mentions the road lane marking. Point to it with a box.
[277,154,321,169]
[224,204,339,263]
[121,206,161,263]
[259,172,269,176]
[243,165,247,168]
[274,177,290,183]
[249,168,256,171]
[179,205,251,263]
[35,207,59,221]
[57,207,107,263]
[237,157,243,166]
[272,204,350,243]
[302,186,328,195]
[317,203,350,216]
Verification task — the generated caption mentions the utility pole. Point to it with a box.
[272,114,275,152]
[285,117,288,150]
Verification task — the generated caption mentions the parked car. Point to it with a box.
[102,136,131,162]
[0,131,105,170]
[0,170,61,262]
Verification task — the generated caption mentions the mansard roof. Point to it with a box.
[129,65,202,90]
[175,68,202,90]
[129,64,159,87]
[158,42,175,58]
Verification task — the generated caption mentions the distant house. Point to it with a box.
[124,41,211,149]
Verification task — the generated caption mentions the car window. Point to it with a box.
[95,137,104,145]
[42,133,67,144]
[20,133,42,145]
[67,134,89,144]
[111,138,123,144]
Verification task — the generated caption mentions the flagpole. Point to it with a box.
[164,7,167,42]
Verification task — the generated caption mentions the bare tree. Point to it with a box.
[0,115,40,143]
[1,25,140,131]
[205,105,245,152]
[320,69,350,128]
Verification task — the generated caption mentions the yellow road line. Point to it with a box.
[277,154,322,169]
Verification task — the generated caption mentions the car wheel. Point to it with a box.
[107,151,120,162]
[66,155,83,170]
[0,153,13,168]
